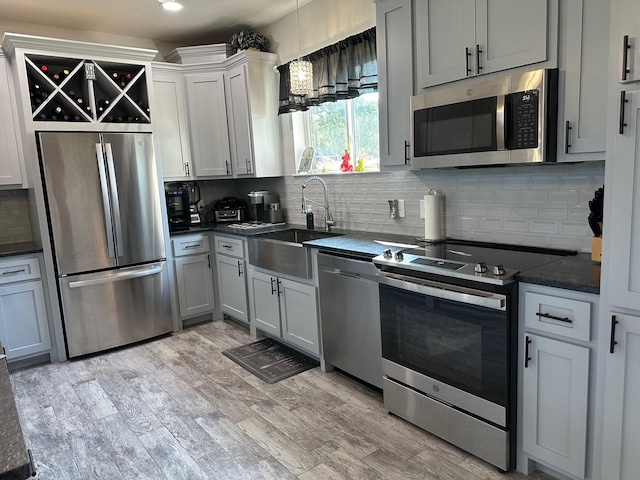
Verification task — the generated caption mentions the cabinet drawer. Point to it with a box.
[173,234,210,257]
[0,257,41,285]
[214,235,244,258]
[524,292,591,342]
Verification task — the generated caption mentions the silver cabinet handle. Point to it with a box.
[95,143,116,258]
[185,162,190,176]
[237,261,242,277]
[225,161,231,176]
[184,243,202,249]
[69,263,163,288]
[245,159,252,174]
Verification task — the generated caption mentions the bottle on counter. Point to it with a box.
[306,207,314,230]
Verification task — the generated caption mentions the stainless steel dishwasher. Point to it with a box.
[318,252,382,388]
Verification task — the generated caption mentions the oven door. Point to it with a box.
[379,272,509,422]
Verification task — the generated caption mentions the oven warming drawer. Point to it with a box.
[383,376,510,471]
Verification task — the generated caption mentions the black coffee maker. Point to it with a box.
[165,182,201,231]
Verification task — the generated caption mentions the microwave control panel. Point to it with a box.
[508,90,539,150]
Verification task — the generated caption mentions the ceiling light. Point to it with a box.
[159,0,183,12]
[289,0,313,96]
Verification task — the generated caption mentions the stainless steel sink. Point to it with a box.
[248,229,343,278]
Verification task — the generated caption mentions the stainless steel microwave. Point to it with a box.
[410,68,558,169]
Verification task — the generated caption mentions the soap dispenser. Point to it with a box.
[306,207,314,230]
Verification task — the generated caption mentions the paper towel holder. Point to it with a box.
[388,200,398,218]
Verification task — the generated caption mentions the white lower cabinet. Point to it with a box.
[214,235,249,324]
[173,234,215,319]
[519,283,599,479]
[600,313,640,480]
[249,268,320,355]
[522,334,589,478]
[0,255,51,360]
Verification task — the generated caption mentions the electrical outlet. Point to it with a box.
[420,199,425,218]
[397,200,405,218]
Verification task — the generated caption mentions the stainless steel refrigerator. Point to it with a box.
[38,132,172,358]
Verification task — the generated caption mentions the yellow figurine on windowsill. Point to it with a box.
[354,159,365,172]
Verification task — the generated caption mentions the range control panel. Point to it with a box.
[508,89,539,150]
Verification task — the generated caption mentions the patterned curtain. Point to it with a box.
[278,27,377,114]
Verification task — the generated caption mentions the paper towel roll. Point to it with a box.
[424,194,444,241]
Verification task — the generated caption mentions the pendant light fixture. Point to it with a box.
[158,0,183,12]
[289,0,313,96]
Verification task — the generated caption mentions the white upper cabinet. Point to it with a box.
[375,0,414,168]
[151,64,193,180]
[416,0,552,89]
[606,86,640,309]
[224,51,282,178]
[184,71,232,177]
[0,54,24,187]
[558,0,610,161]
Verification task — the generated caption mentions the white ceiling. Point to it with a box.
[0,0,313,45]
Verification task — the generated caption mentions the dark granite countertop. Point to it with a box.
[517,253,600,294]
[0,242,42,259]
[0,344,33,479]
[170,225,600,292]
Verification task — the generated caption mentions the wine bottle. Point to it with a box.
[37,113,48,120]
[75,97,84,106]
[67,89,76,98]
[50,73,61,83]
[40,65,48,73]
[118,73,132,88]
[51,106,63,115]
[98,99,111,108]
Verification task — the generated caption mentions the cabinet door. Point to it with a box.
[558,0,609,160]
[280,278,319,355]
[185,73,232,177]
[522,334,589,478]
[0,280,50,360]
[249,269,281,336]
[174,253,214,318]
[0,56,24,186]
[416,0,476,89]
[216,255,249,324]
[476,0,548,75]
[225,64,254,176]
[152,72,192,179]
[600,313,640,479]
[377,0,413,168]
[607,89,640,309]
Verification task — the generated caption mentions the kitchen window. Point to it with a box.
[307,93,380,173]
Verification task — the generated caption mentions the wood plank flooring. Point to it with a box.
[10,320,556,480]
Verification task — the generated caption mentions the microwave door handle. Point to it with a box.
[496,94,506,150]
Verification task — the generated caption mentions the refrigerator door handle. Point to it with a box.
[68,263,164,289]
[104,143,124,258]
[95,143,116,258]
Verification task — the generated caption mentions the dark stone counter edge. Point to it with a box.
[171,225,600,293]
[0,353,34,479]
[0,242,42,259]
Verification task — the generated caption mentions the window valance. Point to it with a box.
[278,27,377,114]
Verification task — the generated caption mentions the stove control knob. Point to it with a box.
[394,251,404,261]
[493,264,506,276]
[474,262,488,274]
[383,249,392,259]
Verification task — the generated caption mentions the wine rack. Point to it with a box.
[25,55,150,124]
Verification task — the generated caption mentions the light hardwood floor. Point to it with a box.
[10,320,555,480]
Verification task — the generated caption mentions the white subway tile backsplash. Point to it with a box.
[521,191,548,204]
[539,207,568,220]
[280,162,604,253]
[530,220,558,234]
[504,219,529,232]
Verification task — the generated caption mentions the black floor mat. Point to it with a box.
[222,338,319,384]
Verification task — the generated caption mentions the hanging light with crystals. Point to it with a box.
[289,0,313,96]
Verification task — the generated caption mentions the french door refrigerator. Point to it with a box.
[38,132,172,358]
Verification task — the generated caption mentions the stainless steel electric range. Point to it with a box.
[373,239,573,472]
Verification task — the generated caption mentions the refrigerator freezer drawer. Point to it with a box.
[59,262,172,358]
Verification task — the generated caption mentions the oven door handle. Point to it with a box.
[378,272,506,311]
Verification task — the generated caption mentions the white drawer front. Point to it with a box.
[214,235,244,258]
[0,257,41,285]
[524,292,591,342]
[173,234,210,257]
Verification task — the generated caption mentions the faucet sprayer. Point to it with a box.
[301,176,335,231]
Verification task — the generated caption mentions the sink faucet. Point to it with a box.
[301,176,335,231]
